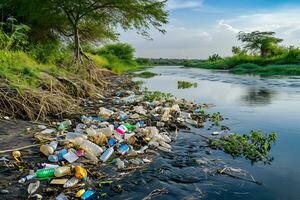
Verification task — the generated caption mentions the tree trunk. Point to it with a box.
[74,27,82,63]
[261,48,268,57]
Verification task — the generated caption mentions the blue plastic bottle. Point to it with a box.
[108,138,116,146]
[118,144,129,155]
[81,190,94,200]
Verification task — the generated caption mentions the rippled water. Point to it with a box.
[114,66,300,200]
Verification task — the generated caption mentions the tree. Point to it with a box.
[97,43,135,61]
[208,54,222,62]
[5,0,168,63]
[237,31,283,57]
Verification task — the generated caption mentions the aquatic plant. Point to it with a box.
[177,81,198,89]
[210,112,223,125]
[143,89,173,102]
[210,130,277,164]
[133,80,144,86]
[135,71,158,78]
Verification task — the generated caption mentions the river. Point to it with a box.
[114,66,300,200]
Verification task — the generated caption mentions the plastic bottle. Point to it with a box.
[37,163,60,169]
[54,166,71,177]
[66,132,87,142]
[115,158,125,169]
[40,141,58,156]
[56,193,68,200]
[18,174,36,184]
[108,138,116,146]
[101,125,115,137]
[124,132,135,141]
[48,155,59,162]
[81,190,94,200]
[76,189,86,198]
[56,149,68,161]
[72,137,103,156]
[159,140,172,149]
[124,123,136,132]
[115,125,128,135]
[63,177,79,188]
[36,168,55,178]
[118,144,129,155]
[99,107,114,118]
[75,166,88,179]
[58,120,72,130]
[100,147,114,162]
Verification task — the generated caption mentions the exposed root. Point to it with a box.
[0,85,80,121]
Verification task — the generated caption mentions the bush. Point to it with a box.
[97,43,135,61]
[28,41,71,65]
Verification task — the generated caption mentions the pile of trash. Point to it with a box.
[12,90,209,199]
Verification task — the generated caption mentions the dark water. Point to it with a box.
[115,66,300,200]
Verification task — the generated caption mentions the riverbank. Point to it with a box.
[184,56,300,76]
[0,74,213,199]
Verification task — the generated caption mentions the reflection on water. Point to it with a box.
[116,66,300,200]
[240,87,276,106]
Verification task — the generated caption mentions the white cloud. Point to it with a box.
[217,20,240,34]
[167,0,203,10]
[221,8,300,46]
[120,7,300,59]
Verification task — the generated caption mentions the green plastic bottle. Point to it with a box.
[36,168,55,178]
[124,123,136,132]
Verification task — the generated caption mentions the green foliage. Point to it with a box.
[91,43,141,73]
[97,43,135,61]
[143,89,173,102]
[177,80,197,89]
[135,71,158,78]
[231,63,300,76]
[133,80,144,86]
[0,50,58,89]
[28,41,72,65]
[0,18,30,51]
[5,0,168,62]
[237,31,283,57]
[208,54,222,62]
[211,130,277,164]
[210,112,223,125]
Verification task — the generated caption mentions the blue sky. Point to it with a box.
[120,0,300,59]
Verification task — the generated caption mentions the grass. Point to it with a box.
[231,63,300,76]
[134,71,158,78]
[184,55,300,76]
[0,50,70,89]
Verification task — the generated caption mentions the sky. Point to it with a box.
[119,0,300,59]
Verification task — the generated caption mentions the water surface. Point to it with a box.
[116,66,300,200]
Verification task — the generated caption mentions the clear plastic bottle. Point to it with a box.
[40,141,58,156]
[37,163,59,169]
[63,177,79,188]
[58,120,72,130]
[66,132,87,142]
[54,166,71,177]
[72,137,103,156]
[93,126,114,137]
[100,147,114,162]
[99,107,114,118]
[18,174,36,184]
